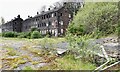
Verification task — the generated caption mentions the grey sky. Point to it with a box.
[1,0,118,22]
[0,0,60,22]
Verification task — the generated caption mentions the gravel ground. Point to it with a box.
[0,37,119,70]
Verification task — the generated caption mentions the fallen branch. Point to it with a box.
[102,61,120,70]
[95,60,110,70]
[94,45,110,70]
[101,45,109,61]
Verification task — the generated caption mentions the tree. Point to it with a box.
[0,17,5,25]
[39,5,46,13]
[68,2,119,36]
[53,2,63,8]
[31,31,41,39]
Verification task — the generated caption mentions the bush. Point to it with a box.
[23,66,33,70]
[17,32,31,38]
[0,33,2,37]
[2,32,18,37]
[68,2,119,37]
[31,31,41,39]
[31,27,38,32]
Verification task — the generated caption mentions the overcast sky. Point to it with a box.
[0,0,60,22]
[1,0,118,22]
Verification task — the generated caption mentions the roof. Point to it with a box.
[34,6,64,18]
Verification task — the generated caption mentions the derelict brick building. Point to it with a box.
[1,2,83,36]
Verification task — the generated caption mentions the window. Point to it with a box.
[46,23,48,26]
[45,30,46,34]
[49,14,51,18]
[42,23,43,27]
[52,30,54,34]
[49,29,52,33]
[61,29,63,34]
[49,22,51,26]
[44,15,46,19]
[52,21,54,26]
[26,26,27,29]
[15,22,17,24]
[46,15,49,18]
[52,13,54,17]
[81,4,84,8]
[60,13,62,16]
[42,30,44,34]
[55,29,58,36]
[35,22,37,24]
[42,16,44,19]
[60,21,63,25]
[69,14,71,18]
[44,23,46,26]
[54,13,56,16]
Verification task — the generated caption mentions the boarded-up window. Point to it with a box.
[52,13,54,17]
[69,14,71,18]
[46,23,48,26]
[52,21,54,26]
[61,29,63,34]
[61,21,63,25]
[52,29,54,34]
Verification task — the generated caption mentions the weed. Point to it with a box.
[23,66,33,70]
[40,54,96,70]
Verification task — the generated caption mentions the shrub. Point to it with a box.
[31,31,41,39]
[31,27,38,32]
[68,2,119,37]
[0,33,2,37]
[23,66,33,70]
[17,32,31,38]
[2,32,18,37]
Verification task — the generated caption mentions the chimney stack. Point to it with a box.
[17,15,20,18]
[37,12,39,15]
[48,8,50,11]
[28,15,30,18]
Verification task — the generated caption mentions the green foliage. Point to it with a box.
[68,2,119,37]
[31,31,42,39]
[6,47,17,56]
[0,33,2,37]
[23,66,33,70]
[2,31,42,39]
[66,33,96,62]
[2,32,18,37]
[31,27,38,32]
[17,32,31,39]
[40,54,96,70]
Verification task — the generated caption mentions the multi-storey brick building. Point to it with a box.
[1,2,83,36]
[1,15,23,32]
[22,6,73,36]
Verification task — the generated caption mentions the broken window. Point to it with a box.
[54,13,56,16]
[60,13,62,16]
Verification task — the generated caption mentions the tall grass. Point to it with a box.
[40,54,96,70]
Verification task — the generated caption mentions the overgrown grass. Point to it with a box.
[5,47,17,56]
[23,66,33,70]
[31,37,66,44]
[40,54,96,70]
